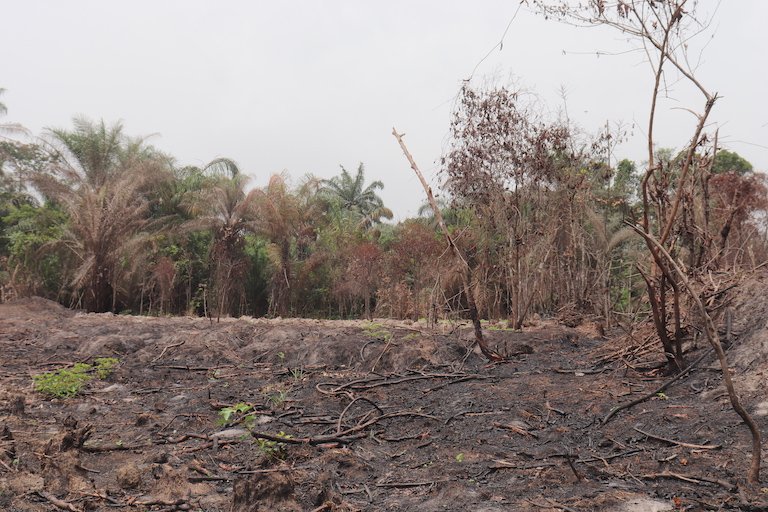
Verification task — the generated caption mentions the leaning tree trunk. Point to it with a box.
[393,128,502,362]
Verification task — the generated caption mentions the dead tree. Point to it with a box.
[392,128,502,362]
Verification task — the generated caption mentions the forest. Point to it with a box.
[1,83,765,343]
[3,1,768,510]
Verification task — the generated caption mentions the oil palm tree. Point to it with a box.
[320,163,393,227]
[182,159,259,317]
[32,117,171,312]
[250,173,304,317]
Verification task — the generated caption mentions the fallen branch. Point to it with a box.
[251,410,439,446]
[603,347,713,424]
[633,426,721,450]
[317,371,489,395]
[641,470,736,491]
[376,480,447,488]
[37,492,82,512]
[151,339,186,363]
[81,442,149,452]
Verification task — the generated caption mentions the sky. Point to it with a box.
[2,1,767,220]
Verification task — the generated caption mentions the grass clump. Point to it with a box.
[93,357,119,379]
[33,358,119,398]
[363,322,392,341]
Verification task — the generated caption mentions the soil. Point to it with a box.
[2,289,768,512]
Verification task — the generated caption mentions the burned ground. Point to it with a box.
[2,292,768,511]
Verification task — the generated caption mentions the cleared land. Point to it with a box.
[2,294,768,511]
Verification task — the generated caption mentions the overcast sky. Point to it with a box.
[2,1,766,219]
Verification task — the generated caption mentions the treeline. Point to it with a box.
[0,86,766,325]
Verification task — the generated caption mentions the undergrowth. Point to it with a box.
[33,357,119,398]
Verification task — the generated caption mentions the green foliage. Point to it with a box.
[2,201,68,294]
[320,163,393,227]
[33,358,119,398]
[290,367,305,381]
[712,150,753,175]
[267,389,288,409]
[217,402,253,427]
[256,431,292,460]
[93,357,119,379]
[363,322,392,340]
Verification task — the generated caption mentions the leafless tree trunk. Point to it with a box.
[392,128,502,362]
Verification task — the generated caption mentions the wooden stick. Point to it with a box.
[37,492,83,512]
[633,426,721,450]
[392,127,502,362]
[641,471,735,491]
[603,347,713,424]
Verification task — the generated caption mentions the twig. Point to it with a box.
[527,498,580,512]
[36,492,83,512]
[422,375,487,393]
[151,339,186,363]
[564,454,583,482]
[603,347,713,423]
[493,422,538,439]
[188,475,232,482]
[376,480,447,488]
[633,426,721,450]
[251,410,438,446]
[641,470,736,490]
[336,397,382,435]
[369,335,395,373]
[81,442,149,452]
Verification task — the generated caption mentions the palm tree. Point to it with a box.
[183,160,259,318]
[320,163,393,227]
[32,117,171,312]
[250,173,304,317]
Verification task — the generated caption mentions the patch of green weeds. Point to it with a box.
[363,322,392,341]
[33,358,119,398]
[486,320,514,331]
[256,431,292,460]
[290,367,305,381]
[401,333,420,341]
[267,389,288,409]
[93,357,119,379]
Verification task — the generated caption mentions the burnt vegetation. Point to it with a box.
[2,1,768,509]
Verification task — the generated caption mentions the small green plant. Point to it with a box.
[655,392,669,400]
[267,389,288,409]
[33,359,119,398]
[256,431,292,459]
[455,453,465,463]
[363,322,392,341]
[93,357,119,379]
[276,351,286,362]
[218,402,253,425]
[290,367,305,381]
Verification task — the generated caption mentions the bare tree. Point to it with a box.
[535,0,762,483]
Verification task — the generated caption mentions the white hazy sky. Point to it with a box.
[2,1,767,219]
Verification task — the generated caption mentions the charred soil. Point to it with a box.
[2,294,768,511]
